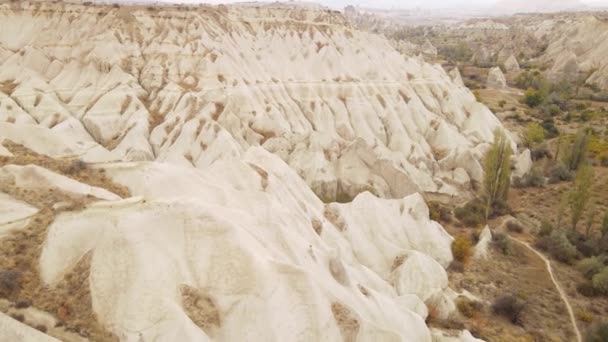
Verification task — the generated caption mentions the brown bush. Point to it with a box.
[0,270,20,297]
[452,236,473,264]
[456,298,483,318]
[492,294,525,325]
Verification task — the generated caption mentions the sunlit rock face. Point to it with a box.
[0,0,507,200]
[0,1,510,341]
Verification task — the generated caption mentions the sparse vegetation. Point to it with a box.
[452,235,473,264]
[493,232,512,255]
[592,267,608,295]
[454,199,486,227]
[585,321,608,342]
[523,122,545,147]
[492,294,525,324]
[428,201,451,223]
[536,230,579,264]
[577,257,605,279]
[456,297,483,318]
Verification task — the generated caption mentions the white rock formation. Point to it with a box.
[432,329,486,342]
[0,1,513,341]
[512,149,533,179]
[0,313,61,342]
[504,55,521,73]
[0,0,510,201]
[473,226,493,259]
[487,67,508,89]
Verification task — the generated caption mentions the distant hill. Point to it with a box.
[493,0,586,14]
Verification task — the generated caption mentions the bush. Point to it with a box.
[523,88,546,108]
[578,281,598,297]
[452,235,473,264]
[493,232,512,255]
[577,257,605,279]
[456,298,483,318]
[454,199,486,227]
[585,321,608,342]
[506,220,525,233]
[492,294,525,324]
[498,100,507,108]
[524,122,545,147]
[591,267,608,295]
[548,163,574,183]
[539,230,579,264]
[513,167,545,188]
[0,270,20,297]
[541,118,560,139]
[539,220,554,236]
[428,201,451,223]
[531,144,552,161]
[577,310,594,323]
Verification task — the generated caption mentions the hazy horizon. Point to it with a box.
[133,0,608,10]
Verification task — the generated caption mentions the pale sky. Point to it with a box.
[141,0,608,9]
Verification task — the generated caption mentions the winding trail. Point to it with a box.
[511,238,582,342]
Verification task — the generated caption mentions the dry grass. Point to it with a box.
[0,142,130,341]
[180,285,220,335]
[446,236,575,341]
[331,302,359,342]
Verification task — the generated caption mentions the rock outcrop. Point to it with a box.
[487,67,508,88]
[0,1,516,341]
[504,55,521,73]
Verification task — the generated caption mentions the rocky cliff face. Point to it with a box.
[0,1,500,341]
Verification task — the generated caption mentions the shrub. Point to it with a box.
[0,270,20,297]
[449,260,465,273]
[591,267,608,295]
[585,321,608,342]
[513,167,545,188]
[452,235,473,264]
[539,220,554,237]
[454,199,486,227]
[493,232,512,255]
[531,144,551,161]
[523,88,545,108]
[456,298,483,318]
[548,163,574,183]
[524,122,545,147]
[576,310,594,323]
[577,281,598,297]
[15,299,31,309]
[544,230,579,264]
[577,257,605,279]
[492,294,525,324]
[506,220,525,233]
[541,118,560,139]
[498,100,507,108]
[428,201,451,223]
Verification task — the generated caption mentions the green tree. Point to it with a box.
[482,130,513,219]
[563,130,590,171]
[569,164,594,231]
[523,122,545,147]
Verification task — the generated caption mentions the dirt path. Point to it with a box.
[511,238,582,342]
